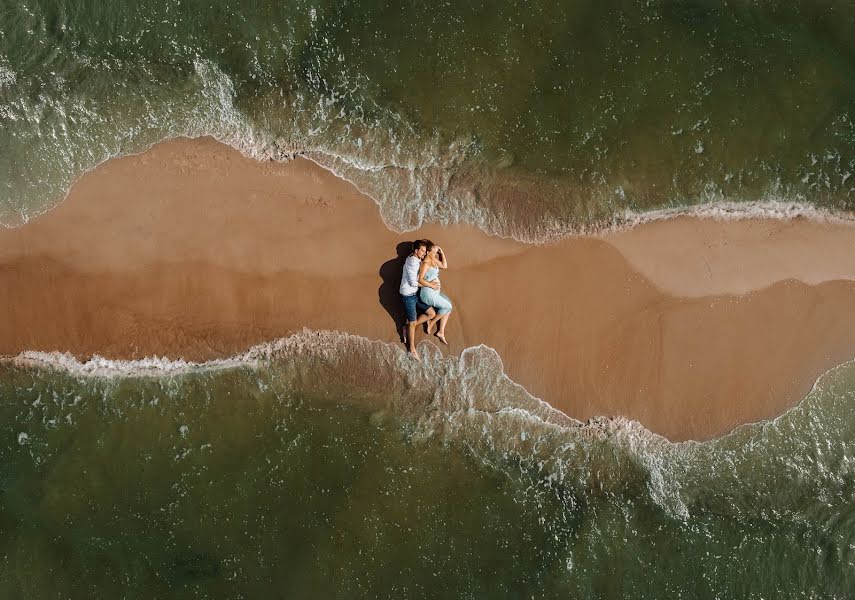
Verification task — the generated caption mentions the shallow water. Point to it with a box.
[1,0,854,236]
[2,335,855,597]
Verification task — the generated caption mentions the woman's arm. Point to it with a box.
[437,247,448,269]
[418,260,439,289]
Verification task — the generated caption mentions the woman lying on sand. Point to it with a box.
[418,241,453,345]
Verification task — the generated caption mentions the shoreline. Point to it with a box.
[3,136,855,441]
[7,134,855,240]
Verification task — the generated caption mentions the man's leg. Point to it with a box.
[407,320,419,356]
[408,309,433,357]
[407,311,435,359]
[402,310,433,341]
[401,294,422,359]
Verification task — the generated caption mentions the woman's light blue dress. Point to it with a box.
[419,266,453,315]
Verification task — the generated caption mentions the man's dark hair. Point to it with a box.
[412,239,428,253]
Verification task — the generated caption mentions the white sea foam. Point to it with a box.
[0,63,15,88]
[6,124,854,265]
[287,148,855,245]
[601,198,855,234]
[211,121,855,243]
[5,328,854,521]
[6,328,844,446]
[9,350,256,377]
[3,51,852,242]
[5,331,595,433]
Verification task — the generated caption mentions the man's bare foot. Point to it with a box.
[408,348,421,361]
[435,332,448,346]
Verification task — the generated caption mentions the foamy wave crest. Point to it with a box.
[3,329,642,439]
[205,121,855,244]
[301,140,492,234]
[4,50,854,240]
[602,199,855,235]
[5,333,855,523]
[292,157,855,242]
[3,330,691,514]
[9,350,256,377]
[221,132,855,242]
[0,63,14,88]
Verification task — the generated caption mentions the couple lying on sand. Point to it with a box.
[399,239,454,359]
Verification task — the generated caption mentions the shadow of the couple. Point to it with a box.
[378,242,412,343]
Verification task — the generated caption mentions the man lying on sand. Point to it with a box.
[399,239,436,360]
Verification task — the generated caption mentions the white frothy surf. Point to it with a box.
[6,327,847,446]
[9,350,256,377]
[602,199,855,235]
[4,329,625,435]
[3,54,853,240]
[5,328,855,523]
[0,56,15,89]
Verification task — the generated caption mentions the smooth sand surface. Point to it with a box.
[4,136,855,441]
[604,215,855,297]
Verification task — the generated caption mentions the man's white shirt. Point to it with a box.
[399,255,421,295]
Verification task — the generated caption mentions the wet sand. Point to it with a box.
[3,136,855,441]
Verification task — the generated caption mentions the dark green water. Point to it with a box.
[1,0,854,236]
[3,335,855,598]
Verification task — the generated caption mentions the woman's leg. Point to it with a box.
[434,294,453,343]
[437,310,452,333]
[426,313,440,334]
[420,289,442,334]
[421,307,437,334]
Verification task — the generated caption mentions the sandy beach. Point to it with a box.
[3,136,855,441]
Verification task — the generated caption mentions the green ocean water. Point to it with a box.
[1,0,854,235]
[2,335,855,598]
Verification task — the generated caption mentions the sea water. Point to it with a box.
[2,334,855,597]
[1,0,854,236]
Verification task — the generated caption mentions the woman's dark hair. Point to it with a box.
[423,240,435,251]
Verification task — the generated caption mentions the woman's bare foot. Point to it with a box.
[424,317,438,334]
[435,332,448,346]
[408,347,421,361]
